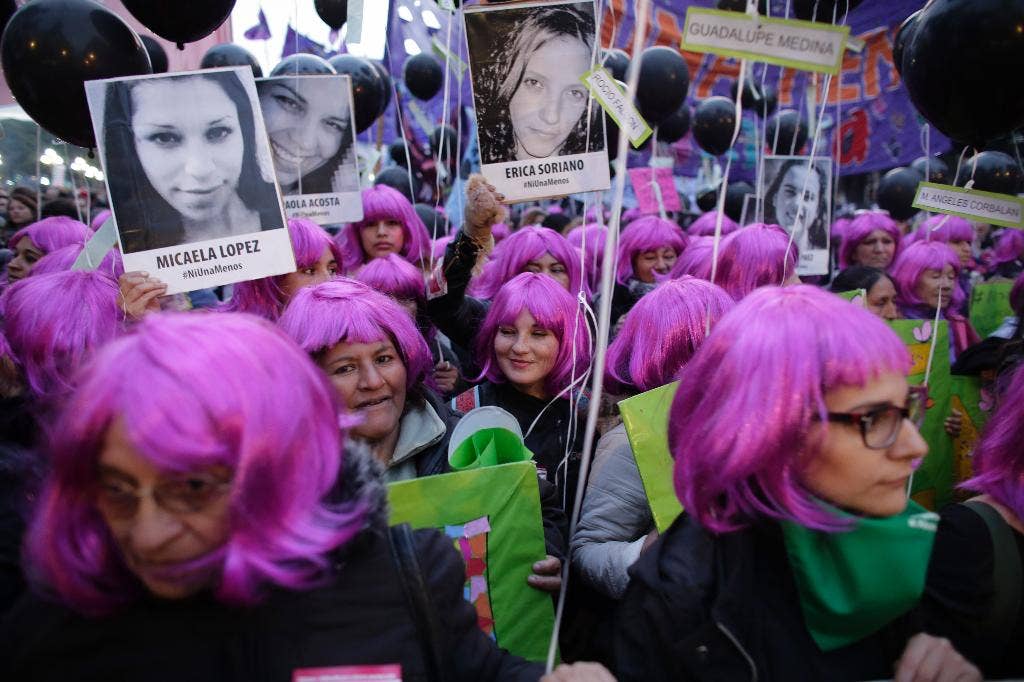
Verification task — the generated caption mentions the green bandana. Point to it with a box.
[781,501,939,651]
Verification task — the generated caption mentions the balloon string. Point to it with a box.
[950,145,971,187]
[62,141,84,224]
[924,287,942,388]
[709,50,748,285]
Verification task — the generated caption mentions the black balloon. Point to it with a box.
[201,43,262,78]
[766,109,808,154]
[121,0,234,47]
[877,167,923,221]
[1,0,152,148]
[892,10,920,76]
[729,79,777,117]
[636,46,690,126]
[403,53,444,101]
[429,125,458,158]
[692,97,736,156]
[717,0,768,12]
[601,48,630,81]
[314,0,347,31]
[902,0,1024,147]
[725,181,755,222]
[0,0,15,34]
[272,54,335,76]
[959,150,1023,195]
[140,35,168,73]
[791,0,863,22]
[375,166,421,203]
[369,60,392,113]
[910,155,950,184]
[696,186,717,213]
[330,55,386,132]
[657,104,691,144]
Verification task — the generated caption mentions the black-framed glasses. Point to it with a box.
[95,471,232,520]
[816,386,928,450]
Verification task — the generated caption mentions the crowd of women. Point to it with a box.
[0,156,1022,681]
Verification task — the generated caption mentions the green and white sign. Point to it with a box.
[681,8,849,75]
[912,181,1024,229]
[580,66,652,147]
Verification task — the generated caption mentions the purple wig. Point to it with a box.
[913,214,974,246]
[492,222,511,244]
[469,226,587,299]
[616,216,688,284]
[686,211,740,238]
[830,217,851,246]
[223,218,343,321]
[4,271,123,406]
[605,277,735,395]
[890,241,965,311]
[278,278,433,390]
[714,224,798,300]
[620,206,644,226]
[338,185,431,273]
[839,211,902,268]
[475,272,591,398]
[670,236,714,280]
[990,229,1024,267]
[567,223,607,291]
[1011,271,1024,317]
[431,235,454,262]
[90,209,112,232]
[30,244,124,281]
[9,216,92,255]
[355,253,425,306]
[963,363,1024,521]
[670,285,912,533]
[26,312,364,614]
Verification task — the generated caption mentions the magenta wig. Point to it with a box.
[839,211,902,268]
[4,271,122,406]
[567,223,607,291]
[686,211,739,237]
[30,244,124,281]
[469,226,587,299]
[90,209,112,232]
[914,214,974,245]
[620,206,644,226]
[616,216,688,284]
[223,218,342,321]
[991,229,1024,267]
[492,222,511,244]
[355,253,425,306]
[26,312,364,614]
[475,272,591,398]
[830,217,851,245]
[670,236,714,280]
[890,241,965,311]
[671,285,911,533]
[714,223,798,301]
[338,185,431,273]
[1011,271,1024,317]
[8,216,92,255]
[963,363,1024,521]
[605,277,734,395]
[431,235,454,262]
[278,277,433,390]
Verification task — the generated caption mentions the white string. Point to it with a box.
[923,287,943,388]
[34,126,41,222]
[61,141,84,223]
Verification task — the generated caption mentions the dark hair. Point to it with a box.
[829,265,891,294]
[472,4,602,164]
[103,71,278,253]
[764,159,829,249]
[40,198,81,220]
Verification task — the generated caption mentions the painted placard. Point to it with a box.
[257,75,363,225]
[629,167,681,213]
[761,155,832,276]
[84,67,294,295]
[581,66,651,147]
[464,0,610,202]
[912,181,1024,229]
[681,8,849,75]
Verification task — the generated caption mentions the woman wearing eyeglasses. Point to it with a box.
[613,285,982,682]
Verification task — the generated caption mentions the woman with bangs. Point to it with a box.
[685,211,739,238]
[566,222,606,293]
[603,216,687,326]
[714,223,801,301]
[3,216,92,284]
[614,285,981,681]
[336,184,432,274]
[3,312,556,681]
[911,215,978,309]
[669,235,714,280]
[839,211,901,271]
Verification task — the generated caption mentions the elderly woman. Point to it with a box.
[3,217,92,283]
[604,216,688,325]
[614,285,981,681]
[830,265,900,321]
[337,185,432,274]
[1,312,561,681]
[838,211,901,270]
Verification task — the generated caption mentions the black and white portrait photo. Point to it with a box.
[257,74,363,224]
[464,0,610,202]
[86,67,295,294]
[761,155,832,275]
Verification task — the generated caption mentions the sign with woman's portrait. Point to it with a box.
[256,74,363,225]
[761,155,833,276]
[464,0,610,203]
[85,67,294,295]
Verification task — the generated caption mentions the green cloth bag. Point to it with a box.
[970,281,1014,339]
[619,382,682,532]
[387,462,554,662]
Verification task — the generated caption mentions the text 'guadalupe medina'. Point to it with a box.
[687,21,837,57]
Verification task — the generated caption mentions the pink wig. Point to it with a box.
[620,206,644,226]
[830,217,851,245]
[30,244,124,281]
[567,223,607,291]
[605,277,734,395]
[431,235,454,262]
[26,312,364,614]
[4,271,122,406]
[990,229,1024,267]
[223,218,342,321]
[839,211,901,268]
[1011,271,1024,316]
[671,285,911,533]
[714,223,798,301]
[278,278,433,390]
[670,236,714,280]
[475,273,591,398]
[686,211,739,237]
[90,209,112,232]
[616,216,688,284]
[9,216,92,254]
[913,214,974,246]
[491,222,511,244]
[338,185,431,273]
[964,363,1024,521]
[469,226,587,299]
[355,253,425,306]
[890,241,965,311]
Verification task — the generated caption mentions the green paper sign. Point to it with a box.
[580,66,652,147]
[969,281,1014,339]
[836,288,867,307]
[912,182,1024,229]
[387,462,554,662]
[619,382,682,532]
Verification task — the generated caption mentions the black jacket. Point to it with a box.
[613,513,921,682]
[425,230,489,353]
